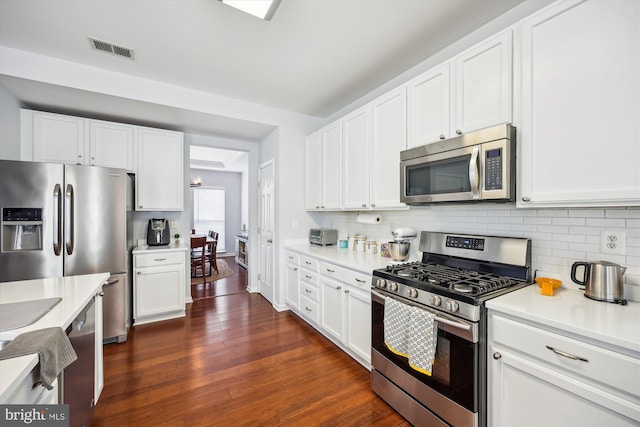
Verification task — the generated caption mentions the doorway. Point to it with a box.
[259,160,275,303]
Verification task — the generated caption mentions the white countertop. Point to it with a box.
[0,272,109,402]
[133,243,189,254]
[284,242,418,275]
[487,285,640,355]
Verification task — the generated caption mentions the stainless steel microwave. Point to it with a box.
[400,124,516,204]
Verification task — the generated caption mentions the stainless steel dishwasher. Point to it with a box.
[61,297,95,427]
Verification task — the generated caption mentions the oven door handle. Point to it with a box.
[371,290,472,332]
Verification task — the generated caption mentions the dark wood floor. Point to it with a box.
[93,257,407,426]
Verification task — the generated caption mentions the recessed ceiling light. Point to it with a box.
[219,0,281,21]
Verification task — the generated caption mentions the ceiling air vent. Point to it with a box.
[89,37,134,60]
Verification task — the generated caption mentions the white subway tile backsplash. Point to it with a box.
[321,206,640,300]
[552,217,585,226]
[569,209,605,218]
[585,218,626,228]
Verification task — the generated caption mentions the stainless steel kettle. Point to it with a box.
[571,260,627,305]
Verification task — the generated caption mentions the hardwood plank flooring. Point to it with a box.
[93,257,407,426]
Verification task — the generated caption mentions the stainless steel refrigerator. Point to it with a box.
[0,159,133,343]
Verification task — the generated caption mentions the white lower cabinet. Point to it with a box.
[285,250,373,368]
[94,288,104,405]
[285,252,300,310]
[133,249,186,325]
[5,368,58,405]
[488,311,640,426]
[319,261,372,366]
[320,276,345,342]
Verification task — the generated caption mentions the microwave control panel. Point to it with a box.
[484,148,503,190]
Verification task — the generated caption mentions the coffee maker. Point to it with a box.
[147,218,170,246]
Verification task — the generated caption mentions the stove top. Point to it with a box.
[374,261,525,302]
[385,261,521,295]
[371,232,532,321]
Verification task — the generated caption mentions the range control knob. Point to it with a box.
[407,288,418,298]
[389,282,399,292]
[446,300,459,313]
[377,278,387,288]
[429,295,442,306]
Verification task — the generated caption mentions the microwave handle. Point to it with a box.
[469,146,480,199]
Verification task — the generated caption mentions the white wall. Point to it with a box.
[315,206,640,301]
[0,85,21,159]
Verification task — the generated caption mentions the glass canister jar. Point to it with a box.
[365,240,377,254]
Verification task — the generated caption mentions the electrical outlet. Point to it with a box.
[170,220,178,230]
[292,220,299,230]
[601,230,626,255]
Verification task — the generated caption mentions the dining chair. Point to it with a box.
[190,236,207,283]
[207,230,219,273]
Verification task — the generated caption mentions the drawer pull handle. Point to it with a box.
[32,381,42,390]
[545,345,589,362]
[305,306,312,312]
[305,275,312,279]
[153,258,167,262]
[305,289,312,293]
[326,268,335,273]
[288,256,294,259]
[293,267,298,271]
[336,286,342,290]
[305,261,312,265]
[355,278,366,283]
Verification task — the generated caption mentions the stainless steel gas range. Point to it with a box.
[371,231,531,427]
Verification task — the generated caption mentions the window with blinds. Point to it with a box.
[193,187,225,252]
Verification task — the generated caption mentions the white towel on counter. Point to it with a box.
[383,297,411,357]
[407,305,437,376]
[383,296,438,376]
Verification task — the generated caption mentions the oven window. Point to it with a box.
[406,155,472,196]
[372,297,478,412]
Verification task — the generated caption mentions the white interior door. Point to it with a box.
[259,161,275,303]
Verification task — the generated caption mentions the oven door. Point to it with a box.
[371,289,479,427]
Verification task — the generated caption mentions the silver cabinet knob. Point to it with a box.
[455,130,462,135]
[521,197,531,202]
[493,352,502,360]
[439,134,445,140]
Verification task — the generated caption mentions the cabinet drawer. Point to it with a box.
[320,261,371,289]
[300,281,319,302]
[285,251,299,265]
[134,251,184,268]
[491,315,640,398]
[300,295,319,324]
[299,255,319,271]
[7,368,55,404]
[299,268,319,286]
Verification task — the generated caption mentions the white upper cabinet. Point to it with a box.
[342,105,371,209]
[304,130,323,210]
[322,120,343,210]
[453,30,513,134]
[516,0,640,207]
[135,126,184,211]
[89,120,135,171]
[304,120,343,210]
[370,86,407,209]
[407,30,512,148]
[21,110,135,172]
[31,111,86,165]
[407,63,450,148]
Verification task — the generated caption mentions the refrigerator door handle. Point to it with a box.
[53,184,62,256]
[65,184,74,256]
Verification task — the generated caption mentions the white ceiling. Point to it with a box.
[0,0,524,141]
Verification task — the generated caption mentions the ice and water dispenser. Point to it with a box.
[1,208,44,252]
